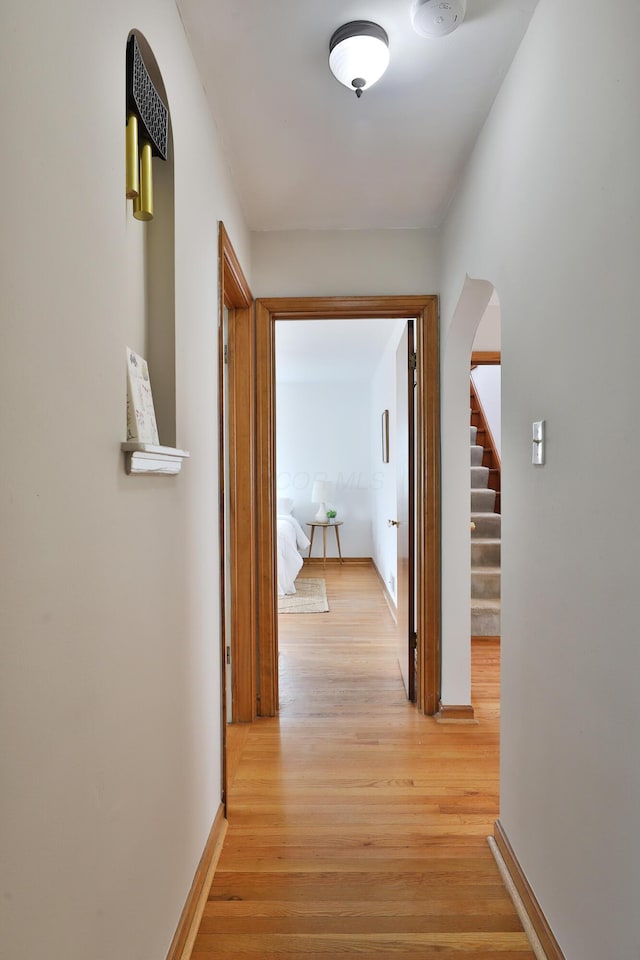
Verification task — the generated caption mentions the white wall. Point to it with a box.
[472,301,501,352]
[0,3,248,959]
[439,1,640,956]
[251,228,440,296]
[276,381,374,557]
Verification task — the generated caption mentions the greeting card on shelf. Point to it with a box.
[126,347,159,444]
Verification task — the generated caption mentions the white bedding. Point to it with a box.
[277,513,310,597]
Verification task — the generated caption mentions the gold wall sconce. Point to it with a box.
[125,34,168,221]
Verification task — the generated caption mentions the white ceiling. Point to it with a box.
[176,0,539,231]
[276,318,404,382]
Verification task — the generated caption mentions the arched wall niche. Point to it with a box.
[440,275,498,710]
[126,30,176,446]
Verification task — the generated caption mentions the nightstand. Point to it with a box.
[306,521,344,564]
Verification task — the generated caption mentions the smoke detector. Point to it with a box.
[410,0,466,38]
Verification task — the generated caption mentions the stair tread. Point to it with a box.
[471,598,501,611]
[471,566,501,574]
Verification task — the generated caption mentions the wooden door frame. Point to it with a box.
[218,224,256,729]
[255,296,441,716]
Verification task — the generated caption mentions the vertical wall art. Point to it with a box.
[125,34,169,220]
[381,409,389,463]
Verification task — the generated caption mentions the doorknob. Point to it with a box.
[387,519,400,527]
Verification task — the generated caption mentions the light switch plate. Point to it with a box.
[532,420,545,465]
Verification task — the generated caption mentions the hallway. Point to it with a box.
[193,563,534,959]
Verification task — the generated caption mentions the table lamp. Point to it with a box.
[311,480,335,521]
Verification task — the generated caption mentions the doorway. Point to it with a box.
[254,297,440,716]
[274,316,415,697]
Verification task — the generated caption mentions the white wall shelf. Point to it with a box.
[121,442,190,476]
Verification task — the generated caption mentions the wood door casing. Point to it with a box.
[254,298,278,716]
[255,297,441,716]
[219,224,256,726]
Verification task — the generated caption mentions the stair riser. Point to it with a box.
[471,571,501,599]
[470,426,477,444]
[471,488,496,512]
[471,541,501,566]
[471,466,489,489]
[471,445,484,466]
[471,514,501,538]
[471,609,501,636]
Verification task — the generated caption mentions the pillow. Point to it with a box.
[277,497,294,516]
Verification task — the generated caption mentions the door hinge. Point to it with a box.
[226,645,231,664]
[410,631,418,650]
[223,344,229,364]
[409,351,417,371]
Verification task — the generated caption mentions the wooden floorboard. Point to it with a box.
[193,562,532,959]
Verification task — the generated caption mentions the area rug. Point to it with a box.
[278,578,329,614]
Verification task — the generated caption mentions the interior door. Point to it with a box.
[395,321,416,700]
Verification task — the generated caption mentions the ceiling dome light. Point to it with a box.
[410,0,466,38]
[329,21,390,98]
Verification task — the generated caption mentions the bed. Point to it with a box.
[277,499,310,597]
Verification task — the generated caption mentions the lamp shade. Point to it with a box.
[410,0,466,38]
[329,21,390,97]
[311,480,334,504]
[311,480,335,521]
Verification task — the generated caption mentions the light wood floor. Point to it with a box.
[193,562,533,959]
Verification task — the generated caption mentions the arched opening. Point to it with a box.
[469,294,501,722]
[439,276,497,717]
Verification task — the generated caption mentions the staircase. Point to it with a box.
[470,380,501,637]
